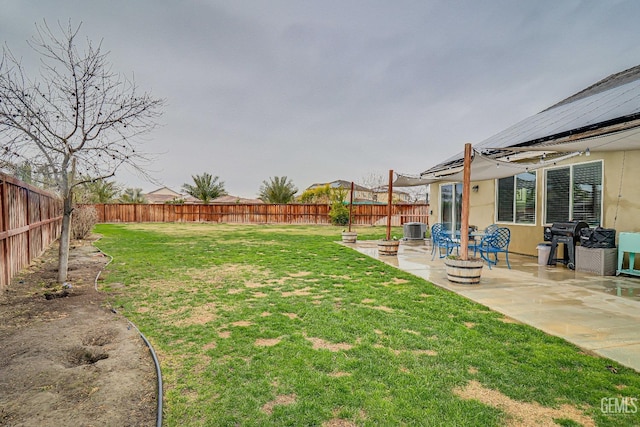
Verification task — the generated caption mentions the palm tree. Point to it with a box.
[78,178,121,203]
[259,176,298,204]
[182,173,227,204]
[119,188,147,204]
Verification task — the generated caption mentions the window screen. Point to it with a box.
[544,161,602,225]
[545,167,571,223]
[572,162,602,226]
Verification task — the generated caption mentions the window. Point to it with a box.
[496,171,536,224]
[544,161,602,226]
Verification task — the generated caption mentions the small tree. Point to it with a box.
[328,202,350,226]
[119,187,147,204]
[182,172,226,204]
[259,176,297,204]
[0,21,163,283]
[298,184,331,204]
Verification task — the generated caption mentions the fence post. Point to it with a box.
[2,179,9,288]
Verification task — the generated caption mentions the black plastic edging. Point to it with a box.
[94,245,163,427]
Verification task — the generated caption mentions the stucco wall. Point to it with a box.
[428,150,640,257]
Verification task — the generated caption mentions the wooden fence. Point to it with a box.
[1,173,63,290]
[89,203,430,227]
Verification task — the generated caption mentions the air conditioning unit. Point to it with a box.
[403,222,425,240]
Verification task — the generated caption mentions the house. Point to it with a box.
[144,187,202,204]
[371,186,412,203]
[210,195,264,204]
[412,65,640,256]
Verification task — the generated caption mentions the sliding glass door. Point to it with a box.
[440,183,462,232]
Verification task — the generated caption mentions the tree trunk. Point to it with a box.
[57,197,73,283]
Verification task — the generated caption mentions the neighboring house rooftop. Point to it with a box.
[211,195,264,204]
[144,187,198,204]
[423,64,640,175]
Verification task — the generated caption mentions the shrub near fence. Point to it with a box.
[87,203,429,226]
[0,173,63,290]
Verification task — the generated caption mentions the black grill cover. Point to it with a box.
[580,227,616,248]
[544,221,589,242]
[550,221,590,237]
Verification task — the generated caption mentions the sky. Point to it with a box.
[2,0,640,198]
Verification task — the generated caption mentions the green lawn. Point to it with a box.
[94,223,640,427]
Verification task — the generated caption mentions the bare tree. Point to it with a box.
[357,172,386,201]
[0,21,164,283]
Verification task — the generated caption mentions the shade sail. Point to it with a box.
[393,150,580,187]
[392,174,438,187]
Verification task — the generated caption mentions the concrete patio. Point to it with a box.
[345,239,640,372]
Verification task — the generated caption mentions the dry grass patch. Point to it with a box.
[174,302,218,326]
[288,271,312,277]
[372,305,394,313]
[261,394,297,415]
[218,330,231,338]
[281,287,313,297]
[185,264,272,286]
[231,321,252,327]
[328,371,352,378]
[245,281,266,288]
[281,313,299,320]
[453,380,595,427]
[499,316,523,324]
[373,344,437,357]
[412,349,437,356]
[255,337,282,347]
[323,419,357,427]
[305,336,353,352]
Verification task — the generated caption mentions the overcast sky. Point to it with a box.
[3,0,640,198]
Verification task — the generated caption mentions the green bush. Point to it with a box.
[328,202,350,226]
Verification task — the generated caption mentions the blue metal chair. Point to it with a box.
[430,223,443,258]
[431,224,460,260]
[469,224,500,257]
[478,227,511,269]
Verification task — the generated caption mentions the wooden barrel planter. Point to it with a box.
[341,231,358,243]
[378,239,400,256]
[444,258,483,285]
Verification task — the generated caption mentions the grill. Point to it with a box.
[544,221,589,269]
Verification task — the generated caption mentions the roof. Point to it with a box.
[144,187,199,204]
[147,186,181,196]
[423,64,640,176]
[210,195,264,204]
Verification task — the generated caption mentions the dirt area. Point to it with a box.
[0,236,156,427]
